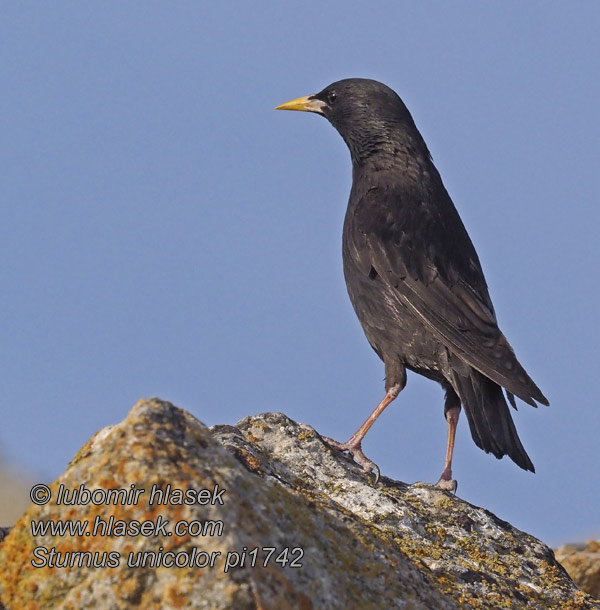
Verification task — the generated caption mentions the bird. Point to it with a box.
[275,78,548,491]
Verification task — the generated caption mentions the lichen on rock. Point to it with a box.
[0,398,598,609]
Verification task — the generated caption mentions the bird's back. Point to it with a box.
[343,159,547,408]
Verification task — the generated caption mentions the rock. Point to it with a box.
[555,541,600,598]
[0,398,597,609]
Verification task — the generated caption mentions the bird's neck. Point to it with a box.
[350,135,437,201]
[345,131,396,168]
[346,126,430,173]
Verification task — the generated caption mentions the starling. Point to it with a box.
[276,79,548,490]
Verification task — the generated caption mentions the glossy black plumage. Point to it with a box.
[277,78,548,478]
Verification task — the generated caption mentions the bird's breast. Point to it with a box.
[342,230,446,379]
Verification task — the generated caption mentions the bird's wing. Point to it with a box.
[352,183,547,406]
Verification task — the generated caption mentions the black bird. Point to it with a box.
[276,79,548,490]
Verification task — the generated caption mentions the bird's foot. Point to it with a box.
[322,436,380,484]
[435,467,457,493]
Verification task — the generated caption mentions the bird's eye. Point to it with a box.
[327,91,337,105]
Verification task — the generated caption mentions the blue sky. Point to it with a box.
[1,2,598,546]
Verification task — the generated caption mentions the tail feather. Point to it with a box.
[449,363,535,472]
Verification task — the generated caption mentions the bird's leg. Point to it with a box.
[436,391,461,493]
[323,385,401,483]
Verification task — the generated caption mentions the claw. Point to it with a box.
[322,435,380,484]
[435,474,458,494]
[370,463,380,486]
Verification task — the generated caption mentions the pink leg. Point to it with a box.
[322,383,402,484]
[436,405,460,492]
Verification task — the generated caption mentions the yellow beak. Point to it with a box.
[275,95,326,114]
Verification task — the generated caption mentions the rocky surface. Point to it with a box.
[556,541,600,598]
[0,398,598,609]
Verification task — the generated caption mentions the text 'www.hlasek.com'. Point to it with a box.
[28,483,304,570]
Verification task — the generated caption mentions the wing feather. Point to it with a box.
[351,181,548,406]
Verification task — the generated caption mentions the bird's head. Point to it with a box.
[276,78,423,165]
